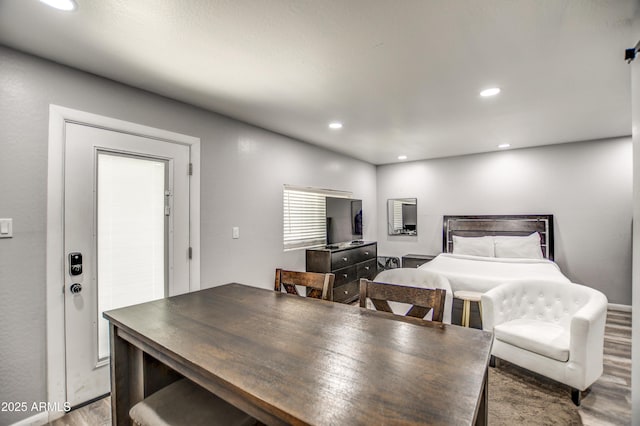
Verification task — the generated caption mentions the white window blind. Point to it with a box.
[393,202,403,232]
[283,185,351,251]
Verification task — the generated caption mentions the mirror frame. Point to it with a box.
[387,198,417,236]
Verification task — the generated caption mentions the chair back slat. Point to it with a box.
[359,279,446,323]
[370,298,393,313]
[405,305,431,319]
[282,283,301,296]
[275,269,335,301]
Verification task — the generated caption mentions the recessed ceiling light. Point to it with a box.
[328,122,343,129]
[480,87,501,97]
[39,0,77,11]
[397,155,407,160]
[497,143,511,149]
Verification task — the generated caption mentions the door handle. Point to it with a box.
[70,283,83,294]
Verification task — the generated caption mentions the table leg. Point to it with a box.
[110,323,128,425]
[475,367,488,426]
[109,324,143,426]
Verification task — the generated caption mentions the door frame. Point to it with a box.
[45,105,201,421]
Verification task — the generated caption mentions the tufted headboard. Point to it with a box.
[442,215,554,260]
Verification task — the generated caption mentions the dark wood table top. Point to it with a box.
[104,283,493,425]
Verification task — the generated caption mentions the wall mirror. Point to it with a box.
[387,198,417,236]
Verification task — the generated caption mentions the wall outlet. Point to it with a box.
[232,226,240,239]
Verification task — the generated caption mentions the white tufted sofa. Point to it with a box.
[481,280,608,405]
[373,268,453,324]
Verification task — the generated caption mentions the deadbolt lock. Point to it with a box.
[70,283,83,294]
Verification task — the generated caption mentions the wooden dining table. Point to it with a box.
[103,283,493,425]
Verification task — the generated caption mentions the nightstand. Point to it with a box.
[401,254,436,268]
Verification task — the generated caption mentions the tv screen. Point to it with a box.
[325,197,363,244]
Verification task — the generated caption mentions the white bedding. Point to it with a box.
[418,253,570,293]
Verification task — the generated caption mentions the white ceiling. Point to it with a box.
[0,0,637,164]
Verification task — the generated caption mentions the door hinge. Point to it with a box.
[188,163,193,176]
[188,247,193,259]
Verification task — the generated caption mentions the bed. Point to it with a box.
[417,215,570,294]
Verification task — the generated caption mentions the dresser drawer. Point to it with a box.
[333,280,359,304]
[333,265,358,287]
[357,259,377,280]
[402,254,436,268]
[331,251,354,269]
[331,244,377,268]
[353,245,377,263]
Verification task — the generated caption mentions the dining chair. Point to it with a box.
[129,377,256,426]
[372,268,453,324]
[359,278,446,322]
[274,268,336,301]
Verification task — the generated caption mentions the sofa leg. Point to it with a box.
[490,355,496,368]
[571,388,581,406]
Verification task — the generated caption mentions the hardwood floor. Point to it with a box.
[579,309,632,426]
[49,397,110,426]
[49,309,632,426]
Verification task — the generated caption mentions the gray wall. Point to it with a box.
[0,46,377,424]
[376,139,632,305]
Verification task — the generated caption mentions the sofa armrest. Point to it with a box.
[568,286,608,388]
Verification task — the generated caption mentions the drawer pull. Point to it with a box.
[342,257,348,262]
[342,274,348,279]
[344,290,349,294]
[364,266,370,270]
[364,251,369,255]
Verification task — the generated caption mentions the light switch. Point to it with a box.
[0,218,12,238]
[232,226,240,239]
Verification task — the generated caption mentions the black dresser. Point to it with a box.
[306,241,377,303]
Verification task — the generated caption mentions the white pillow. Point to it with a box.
[452,235,495,257]
[494,232,544,259]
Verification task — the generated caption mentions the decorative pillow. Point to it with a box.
[452,235,495,257]
[494,232,544,259]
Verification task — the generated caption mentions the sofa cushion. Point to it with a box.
[494,318,570,362]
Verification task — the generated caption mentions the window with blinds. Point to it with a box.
[283,185,351,251]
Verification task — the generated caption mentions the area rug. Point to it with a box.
[489,361,582,425]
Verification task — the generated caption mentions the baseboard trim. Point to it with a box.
[608,303,631,312]
[10,411,49,426]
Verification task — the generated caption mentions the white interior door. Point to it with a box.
[63,122,191,406]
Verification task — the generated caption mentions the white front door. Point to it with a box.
[63,122,191,406]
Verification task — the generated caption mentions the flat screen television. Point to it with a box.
[325,197,363,245]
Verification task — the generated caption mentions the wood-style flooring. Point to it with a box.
[49,396,110,426]
[579,309,631,426]
[48,309,632,426]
